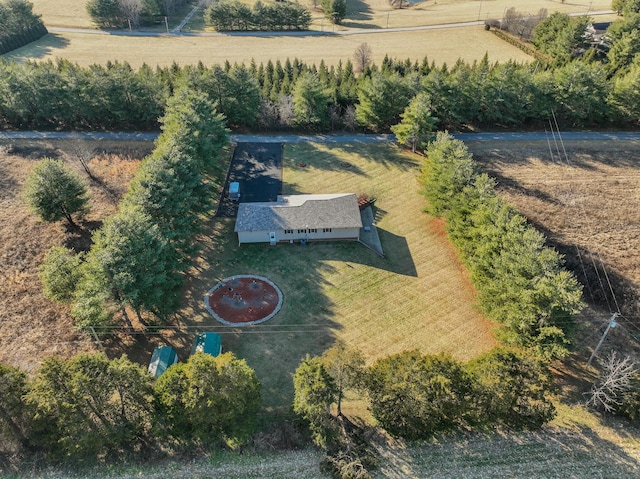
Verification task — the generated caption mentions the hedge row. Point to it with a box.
[419,132,583,359]
[490,28,552,64]
[0,20,47,54]
[204,0,311,31]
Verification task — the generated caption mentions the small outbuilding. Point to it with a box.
[234,193,362,245]
[190,332,222,357]
[148,345,178,378]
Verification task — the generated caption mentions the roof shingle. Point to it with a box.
[234,194,363,232]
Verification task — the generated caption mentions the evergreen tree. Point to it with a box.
[154,352,260,442]
[366,351,473,440]
[468,348,556,429]
[391,92,438,152]
[321,0,346,24]
[0,362,32,449]
[90,206,182,321]
[24,158,90,227]
[292,71,331,129]
[26,353,154,457]
[39,246,83,304]
[355,71,418,131]
[293,355,337,447]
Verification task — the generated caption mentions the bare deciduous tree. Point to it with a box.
[257,99,279,129]
[353,43,373,73]
[343,105,357,131]
[119,0,142,29]
[586,351,638,413]
[277,94,295,128]
[66,133,97,180]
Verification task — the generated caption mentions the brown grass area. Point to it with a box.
[468,140,640,400]
[30,0,95,28]
[0,139,151,372]
[470,140,640,314]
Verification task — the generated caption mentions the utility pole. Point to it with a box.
[586,312,619,368]
[89,326,106,354]
[165,16,169,33]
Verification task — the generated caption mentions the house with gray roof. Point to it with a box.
[234,193,362,245]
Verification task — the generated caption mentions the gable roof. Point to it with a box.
[190,332,222,357]
[234,194,362,232]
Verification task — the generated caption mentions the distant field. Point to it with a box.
[28,0,612,30]
[4,26,532,68]
[14,0,613,68]
[29,0,94,28]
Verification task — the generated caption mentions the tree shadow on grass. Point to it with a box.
[4,33,70,61]
[345,0,374,21]
[165,220,341,414]
[63,219,102,253]
[285,142,418,173]
[164,204,418,414]
[385,424,640,478]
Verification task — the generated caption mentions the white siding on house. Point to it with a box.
[237,226,360,244]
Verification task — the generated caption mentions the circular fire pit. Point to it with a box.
[205,275,283,326]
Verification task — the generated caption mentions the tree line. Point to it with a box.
[3,47,640,133]
[34,86,228,330]
[0,351,259,460]
[204,0,312,31]
[87,0,191,29]
[292,343,556,478]
[419,132,583,359]
[0,0,47,54]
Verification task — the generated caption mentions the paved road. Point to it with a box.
[3,131,640,143]
[46,10,614,38]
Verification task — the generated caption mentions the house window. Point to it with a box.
[284,229,293,234]
[309,228,317,233]
[322,228,332,233]
[297,229,307,234]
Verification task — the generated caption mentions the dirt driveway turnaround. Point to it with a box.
[216,142,283,218]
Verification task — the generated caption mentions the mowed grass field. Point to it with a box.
[165,142,496,413]
[13,0,613,68]
[5,27,532,68]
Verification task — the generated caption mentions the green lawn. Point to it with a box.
[174,143,496,414]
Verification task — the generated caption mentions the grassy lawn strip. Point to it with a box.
[178,142,496,414]
[6,27,532,68]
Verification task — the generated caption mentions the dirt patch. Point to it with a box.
[205,275,283,326]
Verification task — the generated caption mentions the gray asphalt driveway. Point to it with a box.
[216,142,283,218]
